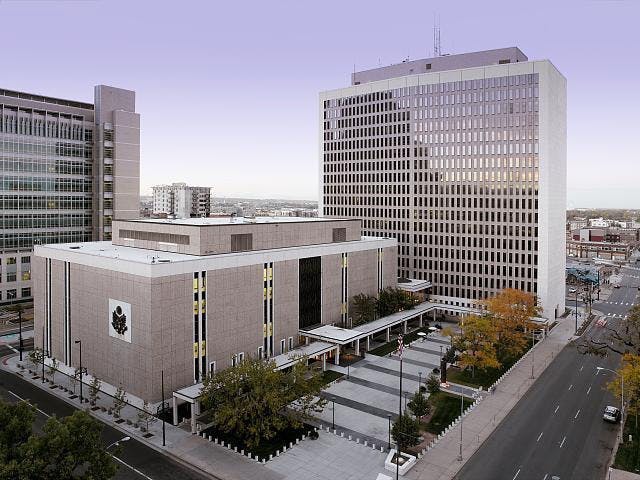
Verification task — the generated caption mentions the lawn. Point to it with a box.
[320,370,344,385]
[614,415,640,472]
[424,392,473,435]
[369,326,430,357]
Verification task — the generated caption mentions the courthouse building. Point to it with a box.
[33,217,396,402]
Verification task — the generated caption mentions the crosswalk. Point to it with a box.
[604,313,628,319]
[599,301,635,306]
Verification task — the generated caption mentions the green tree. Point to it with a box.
[89,377,102,406]
[407,390,430,420]
[28,347,43,372]
[200,357,326,449]
[426,373,441,394]
[351,293,377,326]
[47,357,58,384]
[391,412,421,453]
[0,400,35,467]
[137,401,157,432]
[376,287,418,317]
[15,410,118,479]
[112,385,127,418]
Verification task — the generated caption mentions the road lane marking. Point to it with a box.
[513,468,521,480]
[575,409,580,419]
[560,436,566,448]
[587,386,592,395]
[580,365,584,372]
[6,389,154,480]
[554,405,560,414]
[568,384,573,391]
[543,475,548,480]
[537,431,544,442]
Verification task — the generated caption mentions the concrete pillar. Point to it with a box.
[355,339,360,356]
[419,314,423,328]
[322,353,327,372]
[432,310,436,322]
[191,402,197,434]
[366,336,370,351]
[386,328,390,342]
[195,399,201,416]
[403,321,408,334]
[305,337,310,345]
[172,396,178,426]
[335,345,340,366]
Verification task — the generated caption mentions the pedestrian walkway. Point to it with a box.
[610,468,640,480]
[405,315,585,480]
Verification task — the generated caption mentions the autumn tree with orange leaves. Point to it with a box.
[484,289,541,364]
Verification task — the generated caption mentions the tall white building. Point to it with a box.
[152,182,211,218]
[320,47,566,318]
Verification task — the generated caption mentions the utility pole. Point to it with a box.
[161,369,166,446]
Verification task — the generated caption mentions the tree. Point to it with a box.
[0,400,118,479]
[112,385,127,418]
[200,357,326,449]
[580,304,640,357]
[391,412,421,453]
[607,353,640,422]
[89,377,102,406]
[407,391,430,420]
[351,293,377,326]
[426,373,441,394]
[47,357,58,384]
[454,315,500,378]
[484,289,540,363]
[376,287,418,317]
[137,401,157,432]
[70,367,81,394]
[28,347,43,372]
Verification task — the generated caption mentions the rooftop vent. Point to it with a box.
[69,246,81,249]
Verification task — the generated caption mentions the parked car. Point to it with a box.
[603,405,621,423]
[568,288,577,294]
[614,284,621,289]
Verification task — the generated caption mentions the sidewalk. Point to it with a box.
[610,469,640,480]
[406,314,584,480]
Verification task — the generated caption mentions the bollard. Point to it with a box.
[241,449,244,455]
[341,432,344,438]
[234,446,238,453]
[276,450,279,457]
[364,440,368,447]
[289,442,293,449]
[208,435,212,442]
[348,434,352,441]
[269,454,273,461]
[215,438,218,444]
[356,438,360,444]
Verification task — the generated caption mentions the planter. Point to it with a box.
[384,450,417,476]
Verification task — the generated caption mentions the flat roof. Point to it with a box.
[124,216,353,227]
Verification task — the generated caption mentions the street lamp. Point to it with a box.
[74,339,84,404]
[530,328,535,380]
[161,369,166,446]
[331,397,336,430]
[106,436,130,451]
[387,414,391,450]
[574,290,579,334]
[596,367,624,443]
[458,387,464,461]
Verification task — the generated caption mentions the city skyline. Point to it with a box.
[1,0,638,207]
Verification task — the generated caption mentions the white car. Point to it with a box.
[603,406,621,423]
[568,288,577,294]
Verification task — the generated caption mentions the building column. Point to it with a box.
[322,353,327,372]
[366,336,370,351]
[386,328,390,342]
[419,314,423,327]
[335,345,340,366]
[355,338,360,356]
[403,321,408,334]
[305,337,310,345]
[190,402,197,434]
[432,310,436,322]
[172,397,178,426]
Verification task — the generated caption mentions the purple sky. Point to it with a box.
[1,0,638,207]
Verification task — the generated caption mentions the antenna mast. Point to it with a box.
[433,16,441,57]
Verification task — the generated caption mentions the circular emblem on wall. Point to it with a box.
[108,299,132,343]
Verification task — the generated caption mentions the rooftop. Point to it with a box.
[126,216,346,227]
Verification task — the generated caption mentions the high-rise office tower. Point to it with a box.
[320,47,566,318]
[0,85,140,304]
[152,182,211,218]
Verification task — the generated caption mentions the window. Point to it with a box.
[209,361,216,375]
[21,288,31,297]
[238,352,245,363]
[21,256,30,264]
[7,289,16,299]
[425,63,432,70]
[119,229,189,245]
[258,346,264,359]
[498,59,511,64]
[288,337,293,352]
[230,233,253,252]
[332,228,346,242]
[280,339,286,355]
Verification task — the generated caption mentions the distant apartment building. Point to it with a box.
[0,86,140,304]
[152,182,211,218]
[567,239,631,261]
[567,218,588,231]
[589,217,612,228]
[320,47,567,318]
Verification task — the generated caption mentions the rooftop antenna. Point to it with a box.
[433,15,441,57]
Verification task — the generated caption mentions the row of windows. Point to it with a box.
[0,177,92,193]
[0,214,92,229]
[0,231,91,249]
[0,288,32,301]
[0,111,91,142]
[119,229,190,245]
[0,139,91,158]
[0,195,92,210]
[1,159,91,176]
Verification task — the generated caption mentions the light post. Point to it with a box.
[331,397,336,430]
[14,302,23,362]
[106,436,130,451]
[418,371,423,388]
[574,290,579,334]
[74,339,84,404]
[404,392,409,410]
[387,414,391,450]
[397,334,404,480]
[161,369,166,446]
[347,362,350,379]
[530,328,535,380]
[597,367,624,443]
[458,387,464,461]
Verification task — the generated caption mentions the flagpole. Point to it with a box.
[397,334,403,480]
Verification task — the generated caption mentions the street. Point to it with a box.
[0,344,210,480]
[456,264,639,480]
